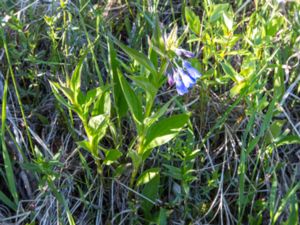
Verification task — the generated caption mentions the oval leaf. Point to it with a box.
[143,113,190,152]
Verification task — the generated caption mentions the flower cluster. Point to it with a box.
[168,49,202,95]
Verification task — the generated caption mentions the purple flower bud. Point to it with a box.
[174,48,195,58]
[167,73,175,86]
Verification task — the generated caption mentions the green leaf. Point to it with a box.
[129,75,158,116]
[129,75,157,99]
[273,183,300,224]
[87,114,109,152]
[185,149,201,161]
[259,96,277,137]
[103,149,123,165]
[91,90,111,116]
[107,40,128,118]
[266,16,284,37]
[166,25,178,50]
[136,168,160,187]
[153,18,165,53]
[58,85,75,103]
[144,96,176,127]
[49,81,74,108]
[275,135,300,147]
[112,37,157,75]
[157,208,168,225]
[88,115,106,131]
[265,120,285,144]
[269,178,278,219]
[282,193,299,225]
[209,4,229,22]
[1,78,19,205]
[163,164,182,180]
[82,88,98,113]
[185,7,201,34]
[230,81,247,97]
[118,70,143,125]
[274,66,285,102]
[77,140,92,152]
[128,150,142,171]
[221,61,244,83]
[142,113,190,156]
[223,12,233,31]
[70,54,85,93]
[141,169,160,216]
[0,190,17,211]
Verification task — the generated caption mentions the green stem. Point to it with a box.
[95,157,103,176]
[130,168,138,188]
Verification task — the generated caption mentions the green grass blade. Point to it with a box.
[1,78,19,205]
[272,182,300,224]
[0,190,17,211]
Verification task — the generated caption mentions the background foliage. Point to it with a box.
[0,0,300,224]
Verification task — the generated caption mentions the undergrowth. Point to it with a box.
[0,0,300,224]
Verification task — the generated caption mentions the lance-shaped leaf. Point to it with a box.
[70,54,85,92]
[112,36,157,76]
[107,40,128,118]
[118,70,143,126]
[143,96,176,127]
[221,61,244,83]
[50,81,74,104]
[1,79,18,206]
[185,7,201,34]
